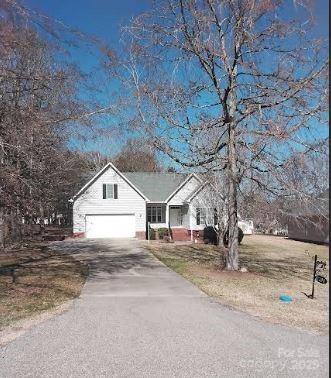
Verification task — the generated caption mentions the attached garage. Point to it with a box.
[85,214,135,238]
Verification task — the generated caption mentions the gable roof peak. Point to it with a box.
[71,162,149,201]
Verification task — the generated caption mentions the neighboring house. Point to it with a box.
[71,162,219,241]
[238,219,254,235]
[287,189,329,244]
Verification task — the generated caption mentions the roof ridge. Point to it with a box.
[123,172,187,176]
[122,171,189,201]
[123,171,186,174]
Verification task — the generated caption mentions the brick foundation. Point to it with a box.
[189,230,204,240]
[73,232,85,238]
[135,231,146,240]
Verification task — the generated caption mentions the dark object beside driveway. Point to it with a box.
[203,227,244,246]
[203,226,218,245]
[223,228,244,246]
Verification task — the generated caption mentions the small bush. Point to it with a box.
[223,227,244,246]
[157,228,169,239]
[149,227,156,240]
[203,226,218,245]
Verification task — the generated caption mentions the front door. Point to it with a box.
[170,207,182,226]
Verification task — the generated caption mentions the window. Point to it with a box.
[196,208,206,225]
[103,184,118,199]
[214,208,218,226]
[147,205,165,223]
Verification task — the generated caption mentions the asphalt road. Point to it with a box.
[0,239,328,377]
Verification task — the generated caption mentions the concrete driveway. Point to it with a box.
[0,239,328,377]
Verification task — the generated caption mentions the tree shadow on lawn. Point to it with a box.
[34,239,319,283]
[157,244,316,281]
[238,244,322,280]
[0,249,88,329]
[160,244,223,265]
[239,254,313,280]
[0,254,87,297]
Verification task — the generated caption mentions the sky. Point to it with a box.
[24,1,153,155]
[25,0,329,158]
[26,1,151,71]
[26,0,329,50]
[27,0,151,43]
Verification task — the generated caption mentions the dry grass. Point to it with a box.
[0,242,88,330]
[146,235,329,333]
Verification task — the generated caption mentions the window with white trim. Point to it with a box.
[147,205,165,223]
[102,184,118,199]
[196,208,206,225]
[214,208,218,226]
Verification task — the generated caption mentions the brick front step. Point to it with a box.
[170,228,204,242]
[171,228,191,241]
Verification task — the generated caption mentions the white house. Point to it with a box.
[71,162,220,241]
[238,219,254,235]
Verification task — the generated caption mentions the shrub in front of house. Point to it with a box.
[223,227,244,246]
[203,226,218,245]
[203,226,244,246]
[149,227,156,240]
[157,228,169,239]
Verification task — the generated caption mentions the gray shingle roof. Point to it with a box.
[123,172,187,202]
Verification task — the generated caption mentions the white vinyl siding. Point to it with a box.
[168,176,201,205]
[73,166,146,234]
[189,184,223,231]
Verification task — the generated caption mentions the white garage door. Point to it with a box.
[85,214,135,238]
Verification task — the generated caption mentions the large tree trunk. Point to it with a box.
[0,208,4,249]
[217,226,226,268]
[217,228,225,247]
[226,122,239,270]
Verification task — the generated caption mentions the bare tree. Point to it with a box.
[0,2,94,246]
[113,138,161,172]
[105,0,328,269]
[83,151,110,172]
[238,186,286,233]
